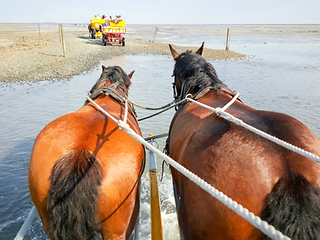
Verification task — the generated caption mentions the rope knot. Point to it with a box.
[215,107,223,117]
[185,93,193,99]
[117,120,130,131]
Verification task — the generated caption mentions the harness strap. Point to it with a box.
[192,86,242,102]
[193,87,214,100]
[87,86,136,117]
[90,85,123,102]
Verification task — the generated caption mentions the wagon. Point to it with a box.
[88,18,105,39]
[102,21,126,46]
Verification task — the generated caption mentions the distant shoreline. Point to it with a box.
[1,23,319,25]
[0,27,246,83]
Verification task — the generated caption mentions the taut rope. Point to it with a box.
[185,94,320,164]
[86,93,293,240]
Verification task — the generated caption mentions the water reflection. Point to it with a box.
[1,50,320,239]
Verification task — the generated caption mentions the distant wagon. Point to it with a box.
[102,21,126,46]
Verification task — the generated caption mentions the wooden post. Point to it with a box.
[60,24,66,57]
[148,136,163,240]
[226,28,230,50]
[59,24,61,41]
[38,24,41,38]
[152,27,159,43]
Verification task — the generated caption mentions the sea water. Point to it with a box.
[1,24,320,239]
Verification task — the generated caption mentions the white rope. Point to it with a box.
[221,91,240,111]
[186,96,320,164]
[124,98,128,123]
[87,94,291,239]
[116,120,290,240]
[86,95,119,123]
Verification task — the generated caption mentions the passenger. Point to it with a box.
[115,15,122,24]
[104,15,110,26]
[101,15,110,30]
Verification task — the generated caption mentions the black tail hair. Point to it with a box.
[48,150,102,240]
[261,170,320,240]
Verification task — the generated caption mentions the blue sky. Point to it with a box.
[0,0,319,24]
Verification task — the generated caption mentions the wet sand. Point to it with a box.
[0,24,245,83]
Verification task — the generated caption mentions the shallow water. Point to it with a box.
[1,24,320,239]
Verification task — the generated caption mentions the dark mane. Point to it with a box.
[89,66,132,96]
[173,51,229,98]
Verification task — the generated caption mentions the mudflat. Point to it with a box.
[0,24,245,82]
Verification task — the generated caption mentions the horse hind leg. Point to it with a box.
[47,150,103,240]
[261,169,320,240]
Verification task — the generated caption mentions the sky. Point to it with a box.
[0,0,319,24]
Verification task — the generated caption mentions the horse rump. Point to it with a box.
[261,170,320,240]
[47,150,102,240]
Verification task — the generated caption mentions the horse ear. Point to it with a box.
[195,42,204,56]
[102,65,106,72]
[169,44,180,60]
[128,70,135,79]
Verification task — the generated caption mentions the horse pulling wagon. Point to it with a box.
[102,21,126,46]
[16,43,320,240]
[88,18,105,39]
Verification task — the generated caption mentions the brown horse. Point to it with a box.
[167,43,320,240]
[28,66,145,240]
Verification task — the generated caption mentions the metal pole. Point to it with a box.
[14,206,38,240]
[148,135,163,240]
[144,133,168,141]
[132,180,141,240]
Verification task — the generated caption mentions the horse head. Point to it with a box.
[84,66,135,107]
[169,42,225,101]
[90,65,134,97]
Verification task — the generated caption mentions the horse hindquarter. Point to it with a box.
[48,150,102,240]
[169,109,278,239]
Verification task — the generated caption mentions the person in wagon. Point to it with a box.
[100,15,110,31]
[101,15,110,25]
[115,15,122,23]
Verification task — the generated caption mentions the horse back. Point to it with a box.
[28,99,145,237]
[169,91,320,239]
[29,100,144,182]
[170,91,320,182]
[30,98,143,163]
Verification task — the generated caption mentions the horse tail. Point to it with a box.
[47,150,102,240]
[261,169,320,240]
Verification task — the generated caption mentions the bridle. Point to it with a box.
[172,71,242,110]
[85,80,137,118]
[172,73,192,102]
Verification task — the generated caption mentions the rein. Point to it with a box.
[85,83,188,122]
[85,78,241,123]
